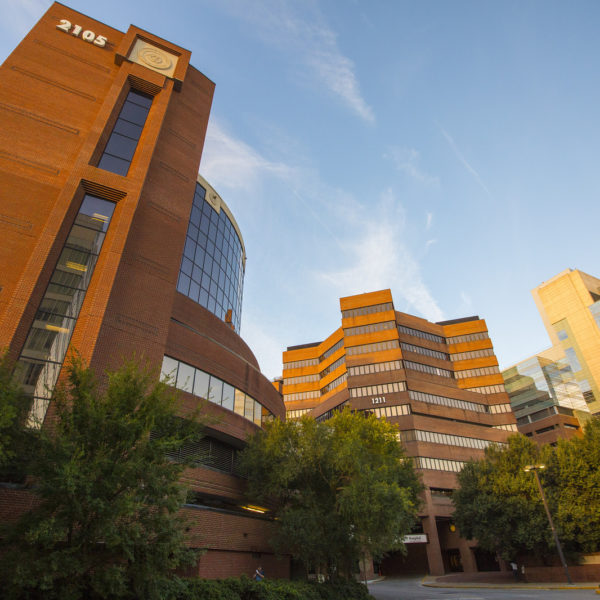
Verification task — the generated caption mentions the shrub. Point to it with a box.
[183,578,239,600]
[180,576,373,600]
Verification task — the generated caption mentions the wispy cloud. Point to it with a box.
[316,188,444,322]
[426,212,433,230]
[387,147,439,187]
[201,125,444,375]
[216,0,374,122]
[440,128,493,199]
[202,120,352,251]
[201,120,293,191]
[305,37,374,123]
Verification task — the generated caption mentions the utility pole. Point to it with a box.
[524,464,572,585]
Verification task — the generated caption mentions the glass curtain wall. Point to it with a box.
[17,195,116,425]
[177,183,244,331]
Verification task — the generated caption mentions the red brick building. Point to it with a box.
[0,3,287,579]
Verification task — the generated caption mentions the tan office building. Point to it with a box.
[532,269,600,416]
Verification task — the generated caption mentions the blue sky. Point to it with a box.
[2,0,599,379]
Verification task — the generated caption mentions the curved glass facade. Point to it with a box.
[177,180,245,331]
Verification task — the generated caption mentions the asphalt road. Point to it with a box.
[367,576,600,600]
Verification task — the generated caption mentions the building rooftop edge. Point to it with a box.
[286,341,321,351]
[436,315,480,326]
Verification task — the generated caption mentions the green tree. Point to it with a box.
[547,419,600,553]
[0,352,36,479]
[0,357,204,600]
[239,408,422,578]
[453,434,556,561]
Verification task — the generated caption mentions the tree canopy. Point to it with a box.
[547,418,600,553]
[0,357,205,600]
[453,422,600,562]
[0,352,35,480]
[239,408,422,577]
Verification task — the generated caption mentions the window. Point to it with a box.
[18,195,116,425]
[283,373,319,385]
[494,423,518,431]
[284,358,319,369]
[469,384,506,394]
[564,347,582,373]
[98,90,152,175]
[320,339,344,361]
[342,302,394,319]
[590,301,600,329]
[177,183,245,331]
[401,342,449,361]
[321,372,347,395]
[404,361,452,378]
[360,404,411,419]
[161,356,271,426]
[455,365,500,379]
[408,389,487,413]
[400,429,504,450]
[283,390,320,402]
[344,321,395,337]
[320,355,345,377]
[398,324,445,344]
[450,348,495,362]
[346,340,399,356]
[413,456,466,473]
[430,487,455,499]
[347,360,403,376]
[349,380,406,398]
[286,408,312,420]
[446,332,489,344]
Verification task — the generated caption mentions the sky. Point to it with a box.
[1,0,599,379]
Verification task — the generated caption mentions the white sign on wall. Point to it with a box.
[57,19,107,47]
[402,534,428,544]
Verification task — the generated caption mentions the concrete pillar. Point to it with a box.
[422,516,445,575]
[457,536,477,573]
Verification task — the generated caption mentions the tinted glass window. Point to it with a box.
[176,183,245,331]
[97,89,152,176]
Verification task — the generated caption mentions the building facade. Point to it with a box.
[0,3,287,579]
[532,269,600,416]
[282,289,517,576]
[502,347,591,444]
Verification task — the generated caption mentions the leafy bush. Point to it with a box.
[184,577,239,600]
[180,576,373,600]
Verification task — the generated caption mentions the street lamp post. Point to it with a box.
[523,464,572,585]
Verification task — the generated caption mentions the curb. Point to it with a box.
[422,580,599,590]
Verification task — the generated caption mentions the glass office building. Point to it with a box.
[503,354,589,440]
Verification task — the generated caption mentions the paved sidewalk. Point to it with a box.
[422,574,600,591]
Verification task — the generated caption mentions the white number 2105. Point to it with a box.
[56,19,107,47]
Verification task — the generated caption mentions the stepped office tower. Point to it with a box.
[0,3,286,578]
[283,290,517,576]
